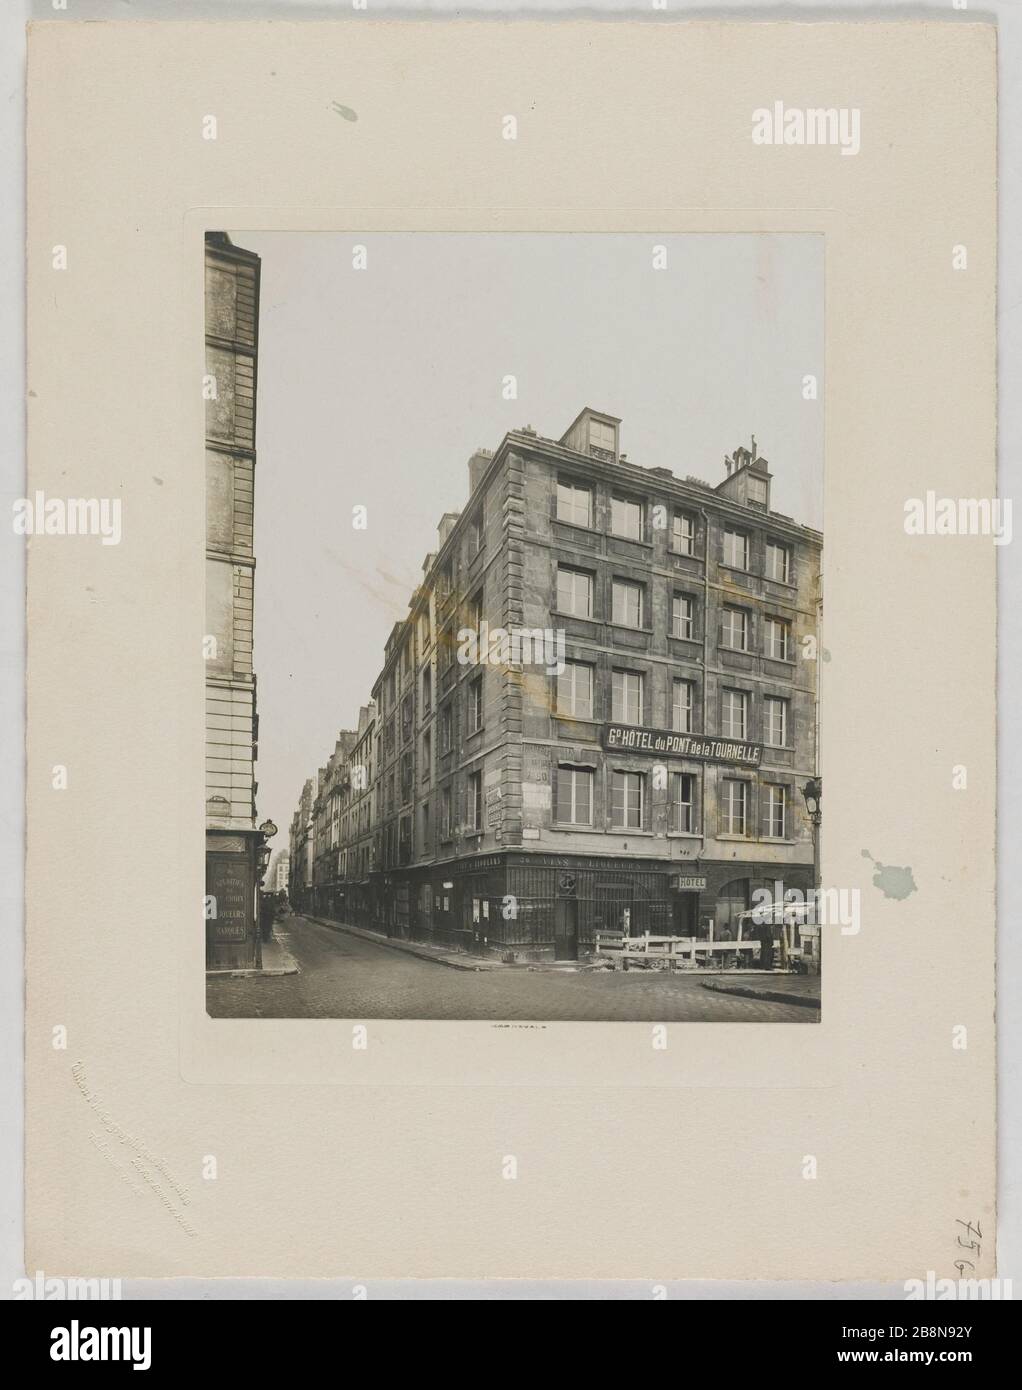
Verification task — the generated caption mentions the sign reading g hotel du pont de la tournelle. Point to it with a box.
[601,723,763,767]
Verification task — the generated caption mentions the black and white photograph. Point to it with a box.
[203,231,825,1021]
[11,6,1009,1329]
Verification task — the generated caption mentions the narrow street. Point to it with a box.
[207,915,820,1022]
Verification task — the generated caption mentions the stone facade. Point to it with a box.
[296,408,821,961]
[204,233,263,968]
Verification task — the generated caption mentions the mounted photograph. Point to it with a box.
[203,231,824,1022]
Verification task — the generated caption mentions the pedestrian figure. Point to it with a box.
[756,918,774,971]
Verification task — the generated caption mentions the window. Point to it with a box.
[399,815,411,864]
[612,669,644,725]
[611,495,643,541]
[611,771,644,829]
[419,611,431,648]
[556,479,593,528]
[422,730,432,782]
[439,702,453,753]
[747,475,768,507]
[556,767,594,826]
[766,541,791,583]
[671,511,695,555]
[386,772,395,812]
[764,696,788,747]
[670,772,695,833]
[557,661,594,720]
[722,606,749,651]
[721,688,748,740]
[672,678,694,733]
[723,529,749,569]
[557,565,594,618]
[589,418,617,457]
[672,593,694,640]
[401,693,413,742]
[440,785,452,839]
[468,771,483,832]
[612,578,643,628]
[466,590,483,632]
[763,783,787,838]
[400,751,413,801]
[765,617,792,661]
[469,508,484,556]
[468,675,483,732]
[422,667,432,710]
[721,779,748,835]
[421,800,430,841]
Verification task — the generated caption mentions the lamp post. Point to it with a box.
[800,778,822,972]
[254,820,278,968]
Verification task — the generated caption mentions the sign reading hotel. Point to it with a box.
[602,723,763,767]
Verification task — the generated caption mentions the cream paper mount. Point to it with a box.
[26,20,996,1280]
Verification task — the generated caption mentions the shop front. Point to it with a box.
[393,854,813,963]
[205,828,262,970]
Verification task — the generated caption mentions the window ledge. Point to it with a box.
[552,609,599,624]
[552,517,600,537]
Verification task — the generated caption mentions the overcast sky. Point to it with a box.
[229,232,824,839]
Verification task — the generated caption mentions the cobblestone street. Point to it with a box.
[206,915,820,1022]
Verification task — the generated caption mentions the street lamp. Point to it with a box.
[256,843,272,883]
[800,778,822,826]
[800,778,823,974]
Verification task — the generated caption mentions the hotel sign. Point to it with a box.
[602,723,763,767]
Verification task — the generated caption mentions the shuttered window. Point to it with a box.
[612,669,644,725]
[720,779,747,835]
[557,661,594,719]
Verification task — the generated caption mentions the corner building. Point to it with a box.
[204,233,263,969]
[366,408,821,961]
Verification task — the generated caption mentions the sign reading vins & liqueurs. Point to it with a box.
[602,723,763,767]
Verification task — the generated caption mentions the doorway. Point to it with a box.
[672,893,698,936]
[554,899,579,960]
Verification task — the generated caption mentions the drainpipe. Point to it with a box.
[696,507,713,862]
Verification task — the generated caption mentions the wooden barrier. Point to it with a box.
[594,932,760,970]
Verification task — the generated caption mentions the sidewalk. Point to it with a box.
[302,915,507,971]
[205,928,300,978]
[698,974,821,1009]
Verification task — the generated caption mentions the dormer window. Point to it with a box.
[588,417,617,460]
[747,474,768,508]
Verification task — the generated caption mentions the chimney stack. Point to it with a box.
[467,448,494,494]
